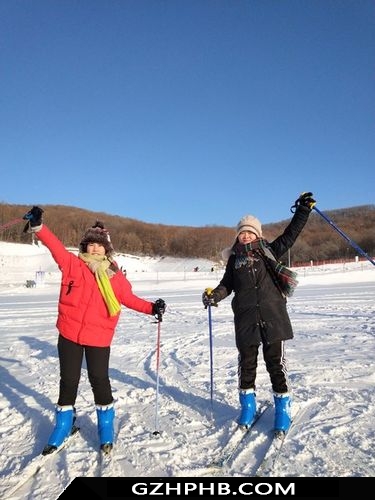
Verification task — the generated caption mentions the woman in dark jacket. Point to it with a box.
[202,192,316,434]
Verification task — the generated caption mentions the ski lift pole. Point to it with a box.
[207,303,214,416]
[313,206,375,266]
[152,313,162,436]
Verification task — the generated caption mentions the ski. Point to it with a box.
[254,402,306,477]
[3,425,80,498]
[255,429,288,477]
[97,445,123,477]
[98,450,112,476]
[209,401,272,470]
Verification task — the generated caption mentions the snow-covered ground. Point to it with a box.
[0,241,374,499]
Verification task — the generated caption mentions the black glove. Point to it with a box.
[202,288,219,309]
[291,192,316,212]
[152,298,166,321]
[23,206,44,233]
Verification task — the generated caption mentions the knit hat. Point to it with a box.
[79,221,114,256]
[235,215,262,240]
[221,214,263,262]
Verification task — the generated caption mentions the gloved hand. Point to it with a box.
[23,206,44,233]
[152,298,166,321]
[202,287,219,309]
[291,192,316,212]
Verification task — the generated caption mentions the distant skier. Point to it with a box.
[23,206,166,455]
[202,192,316,434]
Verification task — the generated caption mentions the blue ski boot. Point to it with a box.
[238,389,256,427]
[96,403,115,454]
[274,393,292,433]
[42,405,76,455]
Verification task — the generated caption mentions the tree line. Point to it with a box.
[1,203,374,266]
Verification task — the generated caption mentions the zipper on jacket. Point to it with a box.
[66,280,74,295]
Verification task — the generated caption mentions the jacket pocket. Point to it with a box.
[59,279,81,307]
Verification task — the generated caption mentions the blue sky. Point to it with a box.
[1,0,374,228]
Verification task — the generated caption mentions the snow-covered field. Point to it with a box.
[0,241,374,498]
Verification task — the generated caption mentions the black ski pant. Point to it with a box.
[56,334,113,406]
[237,339,289,394]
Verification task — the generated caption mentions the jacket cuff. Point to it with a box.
[28,223,43,233]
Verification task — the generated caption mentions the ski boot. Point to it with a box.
[96,403,115,454]
[42,405,77,455]
[238,389,256,428]
[274,393,292,434]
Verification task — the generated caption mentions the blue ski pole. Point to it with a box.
[313,206,375,266]
[207,303,214,414]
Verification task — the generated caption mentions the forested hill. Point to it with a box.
[1,203,374,265]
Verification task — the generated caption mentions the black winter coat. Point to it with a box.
[213,206,310,347]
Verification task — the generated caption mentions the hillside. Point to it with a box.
[1,203,374,265]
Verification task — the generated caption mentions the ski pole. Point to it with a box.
[152,313,162,436]
[313,206,375,266]
[207,303,214,415]
[0,217,24,232]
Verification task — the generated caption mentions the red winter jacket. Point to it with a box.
[35,225,154,347]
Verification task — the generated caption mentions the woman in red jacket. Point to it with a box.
[23,206,166,456]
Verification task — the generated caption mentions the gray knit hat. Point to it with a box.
[79,221,114,256]
[235,214,262,239]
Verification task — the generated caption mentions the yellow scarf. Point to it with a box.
[79,253,121,317]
